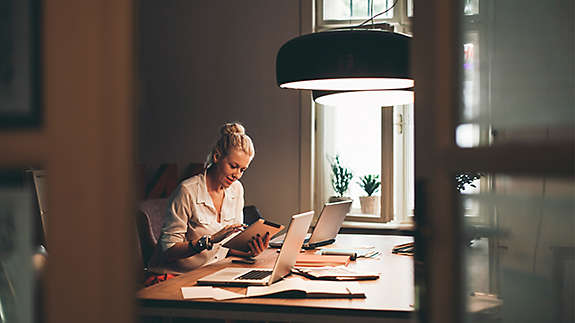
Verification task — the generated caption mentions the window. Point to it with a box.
[321,0,394,22]
[315,102,414,223]
[317,0,412,33]
[314,0,484,224]
[315,104,381,219]
[314,0,414,224]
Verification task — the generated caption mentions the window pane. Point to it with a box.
[323,0,393,21]
[463,0,479,15]
[461,174,575,322]
[458,0,575,146]
[318,104,381,214]
[0,170,40,323]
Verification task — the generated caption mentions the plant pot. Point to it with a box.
[328,196,352,203]
[359,196,380,215]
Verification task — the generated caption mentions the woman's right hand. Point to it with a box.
[212,224,245,243]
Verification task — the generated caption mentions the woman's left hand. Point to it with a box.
[247,232,270,257]
[212,223,245,243]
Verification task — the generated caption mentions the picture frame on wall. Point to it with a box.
[0,0,42,128]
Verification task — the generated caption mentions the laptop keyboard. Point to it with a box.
[235,270,272,280]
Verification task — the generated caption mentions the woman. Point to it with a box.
[150,123,269,273]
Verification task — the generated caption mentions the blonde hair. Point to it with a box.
[205,122,255,170]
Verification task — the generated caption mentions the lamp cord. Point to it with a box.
[356,0,399,27]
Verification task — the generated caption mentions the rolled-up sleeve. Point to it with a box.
[158,186,192,251]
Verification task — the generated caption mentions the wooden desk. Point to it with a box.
[137,234,414,322]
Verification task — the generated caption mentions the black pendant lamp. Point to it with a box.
[276,29,412,91]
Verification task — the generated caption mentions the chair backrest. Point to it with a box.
[135,198,168,269]
[243,205,262,225]
[134,198,261,278]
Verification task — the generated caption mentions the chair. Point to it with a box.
[243,205,262,225]
[135,198,168,282]
[134,197,262,286]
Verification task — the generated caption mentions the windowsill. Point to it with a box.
[340,221,415,236]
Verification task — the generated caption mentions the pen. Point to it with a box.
[393,247,414,253]
[393,242,413,248]
[367,251,381,258]
[320,250,358,260]
[392,242,414,250]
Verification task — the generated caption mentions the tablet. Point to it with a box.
[222,219,284,252]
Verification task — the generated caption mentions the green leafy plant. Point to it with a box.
[358,174,381,196]
[455,172,483,192]
[330,155,353,197]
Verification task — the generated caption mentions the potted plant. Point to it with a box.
[358,174,381,214]
[455,172,483,193]
[329,155,353,202]
[456,171,483,246]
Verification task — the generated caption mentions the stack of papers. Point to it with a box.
[295,253,351,267]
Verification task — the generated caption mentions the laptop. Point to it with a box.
[270,199,352,249]
[196,211,314,286]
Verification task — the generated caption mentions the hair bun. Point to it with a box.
[220,122,245,136]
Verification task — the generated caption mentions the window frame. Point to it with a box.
[393,104,414,224]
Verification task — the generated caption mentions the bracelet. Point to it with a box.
[199,235,213,251]
[206,235,213,250]
[190,235,213,253]
[188,239,200,253]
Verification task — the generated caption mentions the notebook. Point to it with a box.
[270,200,352,249]
[196,211,314,286]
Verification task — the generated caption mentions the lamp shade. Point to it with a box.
[276,29,412,91]
[313,89,414,106]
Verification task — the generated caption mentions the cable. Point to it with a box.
[357,0,399,27]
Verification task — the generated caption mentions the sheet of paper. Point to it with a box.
[294,266,381,280]
[246,277,362,297]
[181,286,245,300]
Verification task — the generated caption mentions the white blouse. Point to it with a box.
[154,172,244,273]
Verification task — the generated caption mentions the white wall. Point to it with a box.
[137,1,307,225]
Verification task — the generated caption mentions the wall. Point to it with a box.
[137,1,307,226]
